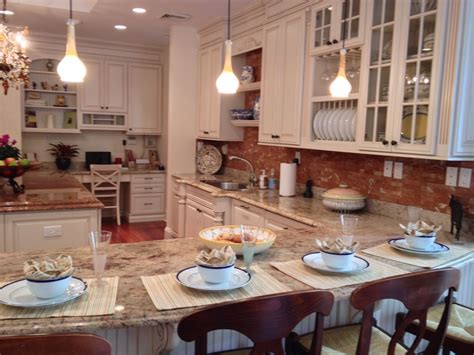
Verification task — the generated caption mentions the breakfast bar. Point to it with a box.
[0,220,472,354]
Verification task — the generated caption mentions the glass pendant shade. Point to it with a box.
[330,49,352,98]
[57,19,86,83]
[216,40,239,94]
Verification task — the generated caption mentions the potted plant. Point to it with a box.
[48,142,79,170]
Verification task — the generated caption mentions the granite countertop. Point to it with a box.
[0,228,421,336]
[0,171,103,213]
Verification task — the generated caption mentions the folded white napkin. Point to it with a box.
[24,255,74,280]
[196,246,236,266]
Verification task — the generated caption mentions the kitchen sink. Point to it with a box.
[203,181,248,191]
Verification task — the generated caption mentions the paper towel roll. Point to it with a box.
[279,163,297,197]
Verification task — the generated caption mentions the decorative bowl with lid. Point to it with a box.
[321,184,367,211]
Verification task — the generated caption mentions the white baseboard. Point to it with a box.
[125,214,165,223]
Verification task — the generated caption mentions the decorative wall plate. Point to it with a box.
[196,145,223,175]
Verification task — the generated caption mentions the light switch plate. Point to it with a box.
[458,168,472,188]
[445,167,458,187]
[384,160,393,177]
[393,162,403,179]
[294,151,301,164]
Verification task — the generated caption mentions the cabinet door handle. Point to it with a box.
[332,39,338,44]
[239,205,250,210]
[144,187,153,190]
[274,135,280,139]
[391,140,398,146]
[203,131,209,134]
[144,177,153,180]
[101,106,104,109]
[196,208,202,213]
[105,106,109,110]
[382,139,389,145]
[144,202,153,206]
[326,40,332,46]
[283,227,289,230]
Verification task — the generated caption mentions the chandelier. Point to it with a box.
[0,0,30,95]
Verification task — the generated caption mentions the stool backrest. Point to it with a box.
[178,290,334,355]
[351,268,460,355]
[0,333,112,355]
[90,164,122,194]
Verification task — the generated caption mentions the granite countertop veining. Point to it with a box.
[0,228,422,336]
[0,171,103,213]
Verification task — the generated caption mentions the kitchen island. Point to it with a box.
[0,171,103,253]
[0,225,472,354]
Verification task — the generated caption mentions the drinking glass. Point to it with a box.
[340,214,359,244]
[407,206,423,223]
[240,225,257,272]
[89,230,112,286]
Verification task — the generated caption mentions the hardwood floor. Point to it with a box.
[102,218,166,244]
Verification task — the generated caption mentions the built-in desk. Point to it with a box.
[63,169,166,223]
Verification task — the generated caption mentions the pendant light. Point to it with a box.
[216,0,239,94]
[57,0,86,83]
[329,0,352,98]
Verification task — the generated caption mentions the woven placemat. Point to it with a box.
[362,243,474,268]
[142,266,292,311]
[0,277,119,320]
[271,256,408,290]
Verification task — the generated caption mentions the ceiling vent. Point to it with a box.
[159,13,191,21]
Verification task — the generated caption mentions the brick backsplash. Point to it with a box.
[218,127,474,218]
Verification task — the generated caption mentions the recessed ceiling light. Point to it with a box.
[114,25,127,30]
[132,8,147,14]
[0,10,14,15]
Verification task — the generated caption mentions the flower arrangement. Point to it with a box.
[0,134,21,161]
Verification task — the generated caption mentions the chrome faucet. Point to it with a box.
[228,156,257,188]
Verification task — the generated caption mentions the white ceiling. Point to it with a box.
[4,0,257,47]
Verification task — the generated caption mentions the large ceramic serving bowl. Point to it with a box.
[199,225,277,255]
[321,184,367,211]
[26,275,72,299]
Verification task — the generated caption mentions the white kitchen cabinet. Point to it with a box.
[80,59,128,114]
[259,11,306,145]
[128,64,162,135]
[197,43,244,141]
[231,202,265,227]
[265,212,309,231]
[184,200,219,238]
[357,0,448,156]
[3,210,99,253]
[125,174,165,223]
[309,0,366,55]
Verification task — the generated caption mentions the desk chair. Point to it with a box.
[90,164,122,226]
[178,290,334,355]
[0,333,111,355]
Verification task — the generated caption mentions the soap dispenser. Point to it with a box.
[259,169,268,190]
[268,168,278,189]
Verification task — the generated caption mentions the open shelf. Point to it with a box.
[30,70,60,75]
[311,93,360,102]
[25,105,77,110]
[230,120,259,127]
[22,128,81,134]
[237,82,261,92]
[25,89,77,95]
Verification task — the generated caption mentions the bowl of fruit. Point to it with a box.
[0,158,39,193]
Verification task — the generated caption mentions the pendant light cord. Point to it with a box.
[341,0,349,49]
[227,0,231,40]
[69,0,73,20]
[2,0,7,24]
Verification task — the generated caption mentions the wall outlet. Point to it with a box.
[384,160,393,177]
[458,168,472,188]
[393,162,403,179]
[43,225,63,237]
[221,144,228,155]
[294,151,301,165]
[445,167,459,187]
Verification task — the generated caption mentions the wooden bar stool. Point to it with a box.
[90,164,122,226]
[0,333,112,354]
[396,301,474,355]
[177,290,334,355]
[297,268,460,354]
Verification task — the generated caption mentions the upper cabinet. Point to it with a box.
[259,11,306,145]
[128,64,162,135]
[310,0,366,54]
[357,0,447,155]
[197,42,244,141]
[80,59,128,114]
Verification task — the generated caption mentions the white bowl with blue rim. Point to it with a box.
[26,275,72,299]
[320,249,355,269]
[197,263,235,284]
[405,233,437,250]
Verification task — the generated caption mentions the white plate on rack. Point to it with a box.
[0,277,87,308]
[317,110,328,140]
[388,238,450,255]
[176,266,251,291]
[333,110,346,141]
[313,111,323,139]
[322,110,335,140]
[302,252,370,274]
[343,110,353,140]
[338,109,350,141]
[350,110,357,140]
[326,110,338,140]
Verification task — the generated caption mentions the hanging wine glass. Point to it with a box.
[320,61,331,81]
[346,55,359,79]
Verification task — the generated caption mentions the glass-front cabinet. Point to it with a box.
[310,0,366,54]
[357,0,447,154]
